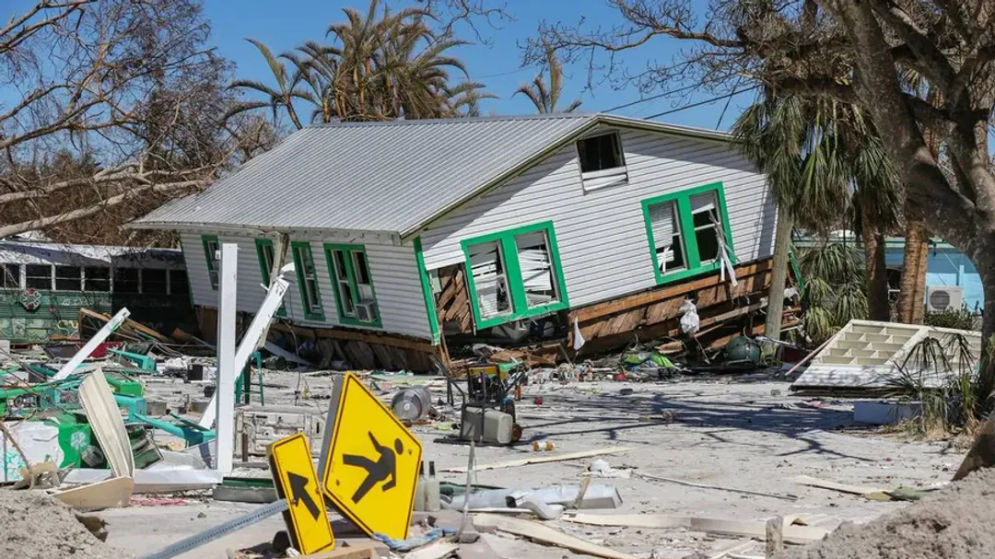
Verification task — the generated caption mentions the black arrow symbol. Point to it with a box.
[288,472,320,520]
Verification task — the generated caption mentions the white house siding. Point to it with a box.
[418,125,776,308]
[178,231,432,340]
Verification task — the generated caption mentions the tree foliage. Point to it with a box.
[514,43,582,114]
[229,0,493,127]
[0,0,272,245]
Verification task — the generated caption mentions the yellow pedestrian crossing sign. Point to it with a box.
[268,433,334,554]
[319,372,423,539]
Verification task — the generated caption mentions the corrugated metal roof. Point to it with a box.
[132,113,732,236]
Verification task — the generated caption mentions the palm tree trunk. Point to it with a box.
[898,219,929,323]
[862,211,891,321]
[764,207,794,340]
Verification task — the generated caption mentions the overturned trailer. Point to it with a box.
[130,113,791,370]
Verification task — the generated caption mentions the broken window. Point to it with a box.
[115,268,139,293]
[142,269,168,294]
[463,222,568,328]
[469,241,512,319]
[1,264,20,288]
[690,191,721,263]
[169,270,188,296]
[642,183,734,283]
[577,132,628,192]
[647,200,686,274]
[577,133,625,172]
[25,264,51,290]
[255,238,286,315]
[55,266,82,291]
[202,235,220,289]
[85,267,110,291]
[325,244,379,325]
[515,231,560,308]
[291,242,323,320]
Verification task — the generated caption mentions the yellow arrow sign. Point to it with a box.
[319,372,423,539]
[268,433,334,554]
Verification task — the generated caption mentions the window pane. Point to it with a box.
[649,200,685,273]
[25,264,51,289]
[115,268,139,293]
[469,241,511,318]
[515,231,559,308]
[691,191,721,263]
[331,250,355,315]
[170,270,188,295]
[142,269,167,294]
[578,133,624,172]
[259,243,274,283]
[205,239,219,286]
[351,251,375,300]
[84,267,110,291]
[1,264,19,288]
[294,245,321,314]
[55,266,82,291]
[696,227,720,262]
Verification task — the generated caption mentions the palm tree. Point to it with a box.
[514,43,581,114]
[733,92,899,340]
[225,39,311,130]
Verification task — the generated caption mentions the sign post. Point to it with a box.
[268,433,334,554]
[319,372,423,540]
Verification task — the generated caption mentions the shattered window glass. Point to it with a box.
[468,241,511,319]
[690,191,721,263]
[0,264,20,288]
[648,200,686,274]
[515,231,559,308]
[293,243,322,316]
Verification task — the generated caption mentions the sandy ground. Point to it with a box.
[97,369,965,558]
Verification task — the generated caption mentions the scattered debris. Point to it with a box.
[474,512,641,559]
[442,446,630,473]
[0,490,118,559]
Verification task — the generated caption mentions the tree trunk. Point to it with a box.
[953,258,995,479]
[898,219,929,323]
[861,214,890,322]
[764,207,793,340]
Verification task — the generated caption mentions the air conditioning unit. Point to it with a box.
[356,300,378,322]
[926,285,964,312]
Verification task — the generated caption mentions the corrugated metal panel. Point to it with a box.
[179,231,430,339]
[419,126,776,308]
[133,114,736,236]
[0,241,182,268]
[136,115,594,235]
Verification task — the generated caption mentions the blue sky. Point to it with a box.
[201,0,757,130]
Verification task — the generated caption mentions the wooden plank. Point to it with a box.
[571,259,774,323]
[473,513,640,559]
[55,476,134,511]
[565,514,829,545]
[403,541,458,559]
[765,516,783,557]
[791,475,887,496]
[270,322,436,354]
[79,307,171,342]
[442,446,630,474]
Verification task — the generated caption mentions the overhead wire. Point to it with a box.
[643,85,760,120]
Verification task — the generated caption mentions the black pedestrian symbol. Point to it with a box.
[342,431,403,504]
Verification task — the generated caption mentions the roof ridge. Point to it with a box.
[307,113,595,129]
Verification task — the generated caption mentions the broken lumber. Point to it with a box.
[473,513,640,559]
[403,541,458,559]
[635,472,796,501]
[791,475,887,496]
[564,513,829,545]
[54,476,134,511]
[442,446,629,474]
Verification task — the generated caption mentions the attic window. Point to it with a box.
[576,132,627,192]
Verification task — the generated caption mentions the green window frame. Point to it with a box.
[290,241,324,321]
[461,221,569,330]
[642,181,736,284]
[255,238,286,317]
[324,243,382,327]
[201,234,220,289]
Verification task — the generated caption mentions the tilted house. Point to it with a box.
[131,113,781,369]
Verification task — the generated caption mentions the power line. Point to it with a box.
[644,86,759,120]
[603,80,708,112]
